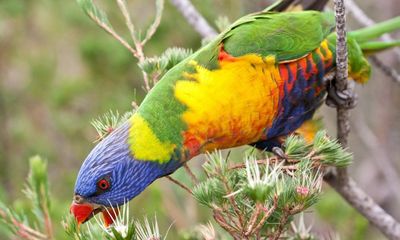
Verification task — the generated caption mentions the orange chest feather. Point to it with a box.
[174,54,283,157]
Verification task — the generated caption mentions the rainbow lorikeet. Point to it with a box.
[70,8,400,225]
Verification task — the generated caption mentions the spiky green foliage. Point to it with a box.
[284,130,352,167]
[139,47,193,77]
[0,156,53,240]
[191,131,352,239]
[91,110,134,142]
[64,200,167,240]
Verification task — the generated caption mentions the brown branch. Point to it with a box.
[251,195,278,235]
[183,163,199,184]
[86,11,138,58]
[165,176,193,195]
[325,176,400,239]
[42,202,53,240]
[212,209,241,240]
[0,208,47,240]
[169,0,218,39]
[370,56,400,84]
[221,176,244,229]
[244,203,262,236]
[334,0,350,148]
[325,2,400,240]
[353,112,400,201]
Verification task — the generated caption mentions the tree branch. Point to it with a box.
[333,0,350,181]
[353,112,400,201]
[169,0,218,39]
[370,56,400,84]
[325,1,400,239]
[325,176,400,239]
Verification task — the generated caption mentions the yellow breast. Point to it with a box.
[174,54,283,156]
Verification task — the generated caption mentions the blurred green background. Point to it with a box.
[0,0,399,239]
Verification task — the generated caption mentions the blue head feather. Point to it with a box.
[74,121,181,206]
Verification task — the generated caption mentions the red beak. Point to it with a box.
[70,201,119,227]
[70,201,95,224]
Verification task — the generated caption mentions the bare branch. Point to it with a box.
[169,0,218,39]
[325,176,400,239]
[353,112,400,201]
[333,0,350,187]
[370,56,400,84]
[183,163,199,184]
[86,10,137,57]
[165,175,193,195]
[115,0,165,92]
[142,0,165,46]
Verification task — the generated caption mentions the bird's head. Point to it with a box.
[70,121,180,226]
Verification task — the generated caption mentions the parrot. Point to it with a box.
[70,5,400,226]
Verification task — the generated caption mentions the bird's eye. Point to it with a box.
[97,178,110,191]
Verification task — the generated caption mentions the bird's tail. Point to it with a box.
[350,16,400,54]
[326,16,400,84]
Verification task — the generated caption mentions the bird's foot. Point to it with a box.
[272,146,288,160]
[324,75,357,109]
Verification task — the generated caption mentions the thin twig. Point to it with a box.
[244,203,262,236]
[212,210,241,240]
[229,158,282,170]
[42,202,53,240]
[115,0,155,92]
[0,208,48,240]
[218,206,241,231]
[183,163,199,184]
[353,112,400,201]
[370,56,400,84]
[116,0,140,45]
[252,195,278,235]
[86,11,137,57]
[272,209,289,240]
[165,176,193,195]
[221,175,244,229]
[169,0,218,39]
[142,0,165,46]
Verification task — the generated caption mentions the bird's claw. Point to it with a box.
[325,85,357,109]
[324,73,357,109]
[272,147,287,159]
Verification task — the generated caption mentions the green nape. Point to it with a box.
[359,40,400,55]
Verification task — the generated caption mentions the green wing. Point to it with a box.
[222,11,335,61]
[136,11,335,147]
